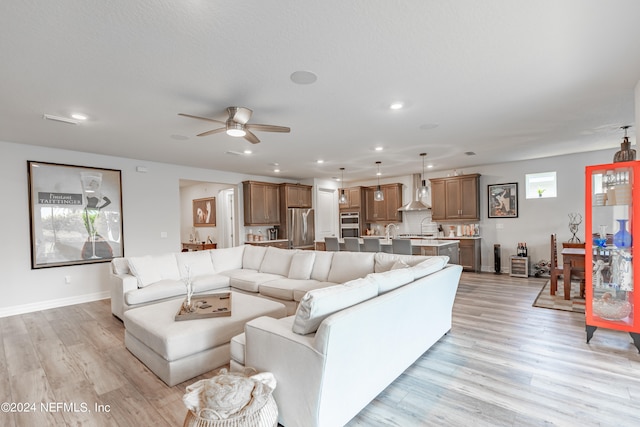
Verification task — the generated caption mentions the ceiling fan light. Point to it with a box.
[226,128,246,137]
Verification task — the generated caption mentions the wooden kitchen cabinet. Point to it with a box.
[281,183,312,208]
[243,181,281,225]
[439,237,481,272]
[339,187,363,210]
[430,174,480,221]
[364,183,403,222]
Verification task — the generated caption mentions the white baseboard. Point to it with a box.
[0,291,110,318]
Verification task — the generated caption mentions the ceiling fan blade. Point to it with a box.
[244,130,261,144]
[178,113,225,125]
[246,124,291,133]
[197,127,226,137]
[227,107,253,124]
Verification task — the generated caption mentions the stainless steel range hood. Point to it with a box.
[398,174,431,211]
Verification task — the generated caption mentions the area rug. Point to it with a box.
[533,280,585,313]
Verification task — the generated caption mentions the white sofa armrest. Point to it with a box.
[244,316,326,427]
[110,273,138,320]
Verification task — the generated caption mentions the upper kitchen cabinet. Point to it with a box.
[339,186,363,211]
[281,183,312,208]
[364,183,403,222]
[430,174,481,221]
[243,181,281,225]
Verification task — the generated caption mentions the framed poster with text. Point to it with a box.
[27,161,124,269]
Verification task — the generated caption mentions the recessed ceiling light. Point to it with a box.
[244,149,252,154]
[376,171,382,176]
[317,159,324,164]
[71,113,87,120]
[290,70,318,85]
[427,164,434,169]
[274,168,281,173]
[375,146,383,151]
[390,102,403,110]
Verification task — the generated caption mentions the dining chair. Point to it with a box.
[344,237,361,252]
[549,234,563,295]
[391,238,412,255]
[363,238,382,253]
[324,237,340,252]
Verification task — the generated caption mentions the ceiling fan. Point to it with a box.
[178,107,290,144]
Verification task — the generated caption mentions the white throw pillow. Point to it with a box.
[176,250,216,278]
[391,259,410,270]
[367,268,415,294]
[326,252,375,284]
[127,254,180,287]
[292,277,378,335]
[260,246,295,276]
[411,256,449,280]
[310,251,334,282]
[210,246,245,272]
[243,245,267,270]
[288,252,316,280]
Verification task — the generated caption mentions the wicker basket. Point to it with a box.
[183,395,278,427]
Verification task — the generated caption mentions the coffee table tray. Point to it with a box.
[175,292,232,321]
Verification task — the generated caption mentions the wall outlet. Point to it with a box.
[64,275,71,284]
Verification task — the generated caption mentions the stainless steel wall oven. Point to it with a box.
[340,212,360,238]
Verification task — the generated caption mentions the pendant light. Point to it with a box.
[418,152,429,199]
[613,125,636,163]
[374,161,384,201]
[338,168,348,204]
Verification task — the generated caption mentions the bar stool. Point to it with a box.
[344,237,361,252]
[363,238,382,253]
[324,237,340,251]
[391,238,412,255]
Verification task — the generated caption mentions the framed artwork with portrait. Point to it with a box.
[488,183,518,218]
[27,161,124,269]
[193,197,216,227]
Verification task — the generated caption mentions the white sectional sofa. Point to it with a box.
[110,245,462,426]
[110,244,437,320]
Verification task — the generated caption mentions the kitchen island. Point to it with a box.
[315,237,459,264]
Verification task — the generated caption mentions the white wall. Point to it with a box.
[0,140,282,317]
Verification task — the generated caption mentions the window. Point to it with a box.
[525,171,557,199]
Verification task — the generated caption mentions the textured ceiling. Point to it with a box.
[1,0,640,181]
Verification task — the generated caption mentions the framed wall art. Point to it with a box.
[192,197,216,227]
[488,182,518,218]
[27,161,124,269]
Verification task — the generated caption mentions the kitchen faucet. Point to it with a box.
[385,223,398,240]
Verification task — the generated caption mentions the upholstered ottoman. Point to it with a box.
[123,291,287,386]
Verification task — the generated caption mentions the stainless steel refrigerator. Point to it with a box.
[287,208,315,249]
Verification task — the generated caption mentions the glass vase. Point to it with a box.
[613,219,632,248]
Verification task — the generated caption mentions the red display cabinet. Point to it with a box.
[585,161,640,351]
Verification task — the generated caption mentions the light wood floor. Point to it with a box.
[2,273,640,426]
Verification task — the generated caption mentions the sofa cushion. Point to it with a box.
[128,254,180,288]
[125,279,185,305]
[292,277,378,335]
[374,252,429,273]
[111,258,130,275]
[260,246,296,276]
[310,251,334,282]
[288,251,316,280]
[327,252,375,284]
[243,245,267,271]
[176,250,216,278]
[292,281,336,302]
[191,275,231,293]
[411,256,449,280]
[210,246,245,272]
[259,278,320,301]
[366,268,415,294]
[230,271,283,293]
